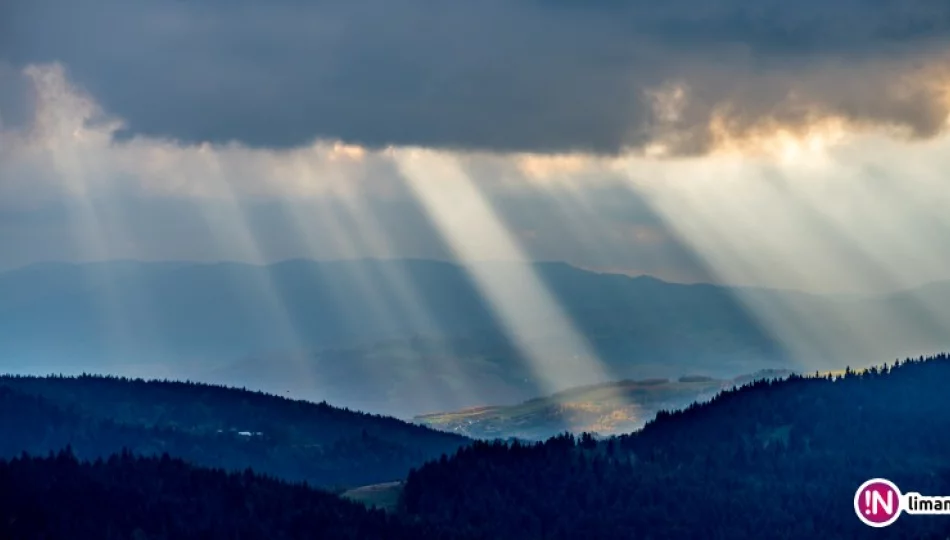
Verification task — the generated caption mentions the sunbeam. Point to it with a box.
[393,148,615,404]
[23,64,153,375]
[271,148,485,410]
[330,194,484,406]
[9,2,950,536]
[620,126,950,372]
[282,194,479,410]
[5,57,950,428]
[623,167,848,370]
[289,199,396,342]
[182,143,317,392]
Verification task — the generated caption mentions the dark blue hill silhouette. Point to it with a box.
[401,354,950,539]
[5,355,950,538]
[0,449,469,540]
[0,374,467,488]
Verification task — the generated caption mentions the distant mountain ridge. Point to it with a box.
[0,257,788,359]
[2,259,949,416]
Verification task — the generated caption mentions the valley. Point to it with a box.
[415,369,794,440]
[5,354,950,539]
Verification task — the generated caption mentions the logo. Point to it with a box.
[854,478,902,527]
[855,478,950,527]
[854,478,903,527]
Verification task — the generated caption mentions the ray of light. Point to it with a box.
[25,64,153,375]
[393,148,616,406]
[620,129,950,372]
[330,194,484,406]
[489,172,730,377]
[775,152,950,355]
[277,147,408,338]
[626,167,853,370]
[181,143,317,391]
[274,150,486,411]
[293,202,398,340]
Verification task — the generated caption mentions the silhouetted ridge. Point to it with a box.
[0,449,468,540]
[0,374,468,488]
[402,354,950,539]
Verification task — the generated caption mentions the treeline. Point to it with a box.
[0,375,467,488]
[7,356,950,538]
[0,449,469,540]
[402,354,950,539]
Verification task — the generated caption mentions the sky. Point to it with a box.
[3,0,950,294]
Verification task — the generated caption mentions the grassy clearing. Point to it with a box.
[341,481,404,512]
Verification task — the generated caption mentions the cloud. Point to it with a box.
[4,0,950,155]
[2,62,950,295]
[0,64,705,282]
[0,64,401,206]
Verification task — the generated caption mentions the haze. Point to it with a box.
[3,0,950,417]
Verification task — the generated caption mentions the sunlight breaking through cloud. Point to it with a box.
[21,64,144,371]
[5,61,950,391]
[618,127,950,370]
[393,149,616,401]
[184,146,318,389]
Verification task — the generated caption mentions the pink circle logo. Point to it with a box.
[854,478,903,527]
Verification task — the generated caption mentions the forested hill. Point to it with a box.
[0,374,468,488]
[402,354,950,539]
[0,449,468,540]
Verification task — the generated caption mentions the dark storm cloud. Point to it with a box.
[4,0,950,154]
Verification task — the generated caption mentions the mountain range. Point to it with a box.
[2,259,949,417]
[4,354,950,539]
[402,354,950,539]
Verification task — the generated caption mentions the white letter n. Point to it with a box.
[872,492,893,515]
